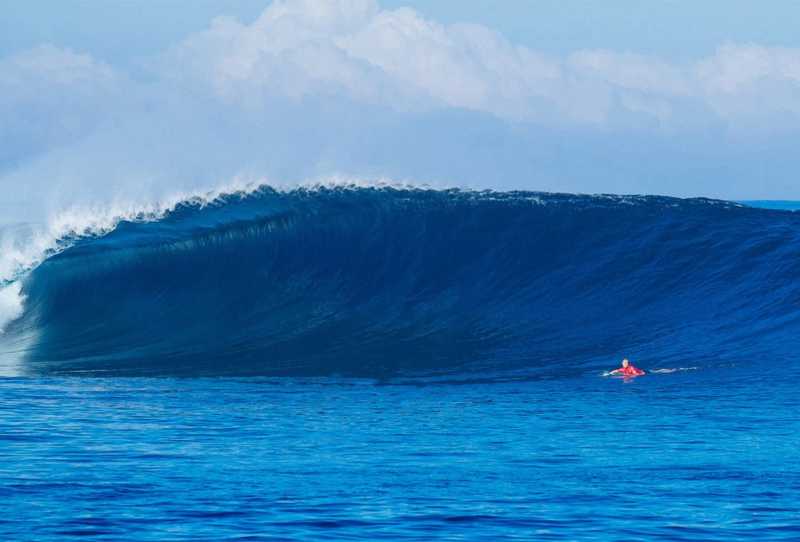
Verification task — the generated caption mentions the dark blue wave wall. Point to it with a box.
[8,187,800,377]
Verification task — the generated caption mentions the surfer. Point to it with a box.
[609,358,645,377]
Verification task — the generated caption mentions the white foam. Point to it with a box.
[0,177,279,330]
[0,283,24,334]
[0,175,687,334]
[1,178,265,280]
[0,175,433,333]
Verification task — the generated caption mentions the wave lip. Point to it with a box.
[3,186,800,378]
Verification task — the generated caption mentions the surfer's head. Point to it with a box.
[621,358,630,367]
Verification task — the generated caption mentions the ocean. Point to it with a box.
[1,187,799,540]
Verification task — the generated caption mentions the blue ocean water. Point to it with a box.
[2,371,799,541]
[745,200,800,211]
[1,188,799,539]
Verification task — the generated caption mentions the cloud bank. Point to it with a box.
[161,0,800,127]
[2,0,800,215]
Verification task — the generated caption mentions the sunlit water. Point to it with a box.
[2,364,798,541]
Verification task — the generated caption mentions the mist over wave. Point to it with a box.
[2,185,799,377]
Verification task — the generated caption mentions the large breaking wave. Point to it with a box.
[2,185,800,377]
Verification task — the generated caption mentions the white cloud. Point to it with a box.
[2,0,800,206]
[698,44,800,94]
[160,0,388,106]
[151,0,800,129]
[1,44,116,88]
[0,45,121,166]
[697,44,800,124]
[162,1,567,120]
[4,2,800,139]
[568,50,691,96]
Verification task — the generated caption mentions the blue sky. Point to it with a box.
[2,0,800,212]
[4,1,800,62]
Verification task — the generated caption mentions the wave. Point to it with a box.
[2,185,800,377]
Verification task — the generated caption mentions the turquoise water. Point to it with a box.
[744,201,800,211]
[2,365,798,540]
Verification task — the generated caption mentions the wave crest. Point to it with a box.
[3,185,799,377]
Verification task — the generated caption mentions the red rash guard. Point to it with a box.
[619,365,645,376]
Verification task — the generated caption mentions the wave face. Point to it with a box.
[4,187,800,377]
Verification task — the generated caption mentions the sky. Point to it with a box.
[4,1,800,63]
[2,0,800,217]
